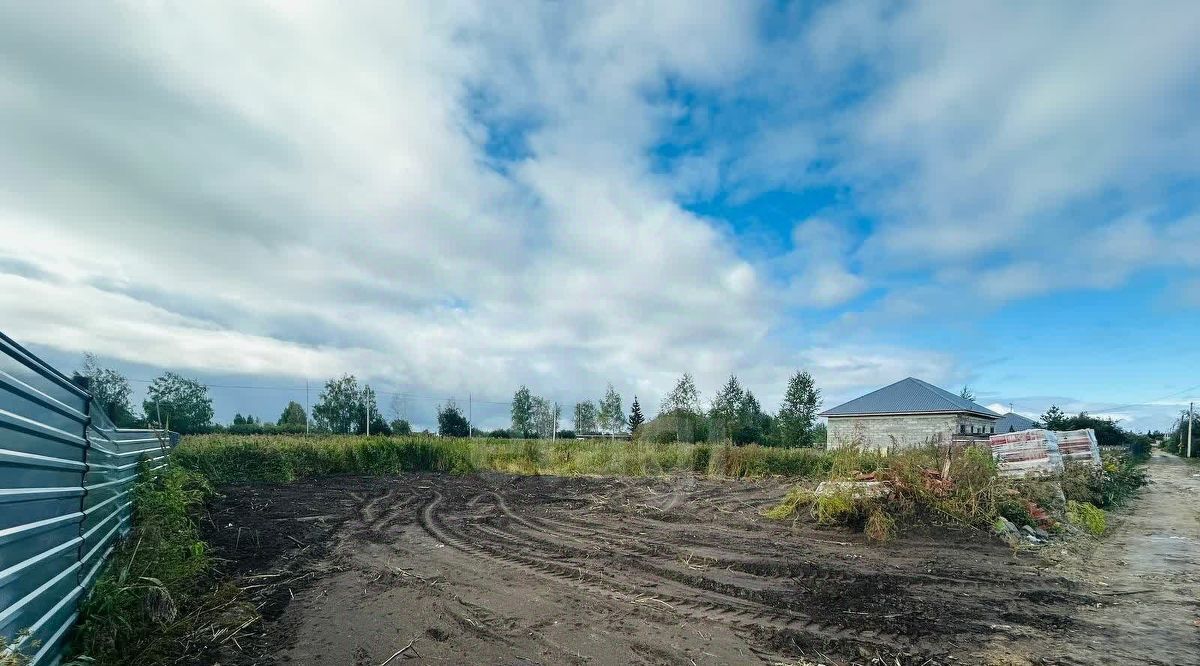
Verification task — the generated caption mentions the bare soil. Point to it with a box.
[193,467,1192,665]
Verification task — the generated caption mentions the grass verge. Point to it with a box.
[69,464,250,665]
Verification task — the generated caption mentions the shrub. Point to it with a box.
[1061,454,1147,509]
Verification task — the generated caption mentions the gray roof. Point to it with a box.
[994,412,1037,433]
[819,377,1001,419]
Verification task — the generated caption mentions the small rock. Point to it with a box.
[1034,527,1050,540]
[1020,524,1037,536]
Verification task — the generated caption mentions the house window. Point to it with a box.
[990,426,994,434]
[960,424,966,434]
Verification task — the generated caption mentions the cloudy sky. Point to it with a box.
[3,1,1199,431]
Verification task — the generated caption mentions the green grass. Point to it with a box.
[69,464,248,665]
[1066,500,1107,536]
[173,434,837,483]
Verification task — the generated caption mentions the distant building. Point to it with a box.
[994,412,1037,433]
[820,377,1001,451]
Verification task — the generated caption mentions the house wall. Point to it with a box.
[827,413,996,451]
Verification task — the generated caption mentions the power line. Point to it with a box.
[125,377,578,407]
[1089,382,1200,414]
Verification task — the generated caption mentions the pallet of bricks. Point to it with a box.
[988,428,1100,478]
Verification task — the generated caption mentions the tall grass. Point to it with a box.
[764,444,1150,542]
[70,464,243,664]
[174,434,837,484]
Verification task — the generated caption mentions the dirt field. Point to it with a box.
[195,470,1184,666]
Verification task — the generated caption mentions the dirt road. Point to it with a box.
[199,472,1116,665]
[1032,452,1200,665]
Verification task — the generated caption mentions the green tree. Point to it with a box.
[573,400,598,434]
[734,390,770,445]
[278,401,308,427]
[598,384,624,438]
[143,372,213,434]
[511,385,534,438]
[390,418,412,435]
[777,370,821,447]
[1040,405,1068,430]
[959,385,976,402]
[313,374,362,433]
[438,401,471,437]
[627,396,645,435]
[75,353,138,426]
[660,373,702,442]
[709,375,744,442]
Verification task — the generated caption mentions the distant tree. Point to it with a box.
[812,422,828,446]
[777,370,821,447]
[660,373,701,417]
[438,401,471,437]
[573,400,599,434]
[627,396,645,435]
[660,373,702,442]
[734,390,770,445]
[313,374,362,433]
[75,353,137,426]
[354,385,384,435]
[511,386,534,438]
[143,372,213,434]
[390,418,412,436]
[709,375,745,442]
[1040,405,1068,430]
[959,385,976,402]
[531,396,560,439]
[278,401,308,427]
[598,384,624,439]
[488,428,512,439]
[232,413,247,426]
[556,429,576,439]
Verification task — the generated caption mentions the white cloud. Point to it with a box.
[782,218,867,308]
[746,1,1200,308]
[0,1,781,410]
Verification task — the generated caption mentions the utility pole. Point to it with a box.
[366,391,371,436]
[305,379,310,435]
[469,393,473,439]
[1188,402,1194,458]
[552,402,558,443]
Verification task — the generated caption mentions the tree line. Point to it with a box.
[505,370,823,447]
[73,353,824,445]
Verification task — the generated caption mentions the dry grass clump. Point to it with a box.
[764,443,1148,543]
[765,444,1009,540]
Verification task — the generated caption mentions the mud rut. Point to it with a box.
[203,473,1099,665]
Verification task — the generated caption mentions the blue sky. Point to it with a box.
[2,1,1199,432]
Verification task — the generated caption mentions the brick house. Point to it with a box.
[820,377,1000,451]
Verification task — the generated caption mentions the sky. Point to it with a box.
[2,1,1199,432]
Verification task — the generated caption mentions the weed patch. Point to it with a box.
[69,464,247,665]
[1066,500,1107,536]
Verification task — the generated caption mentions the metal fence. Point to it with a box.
[0,332,177,665]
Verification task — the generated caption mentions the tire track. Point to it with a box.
[417,490,929,657]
